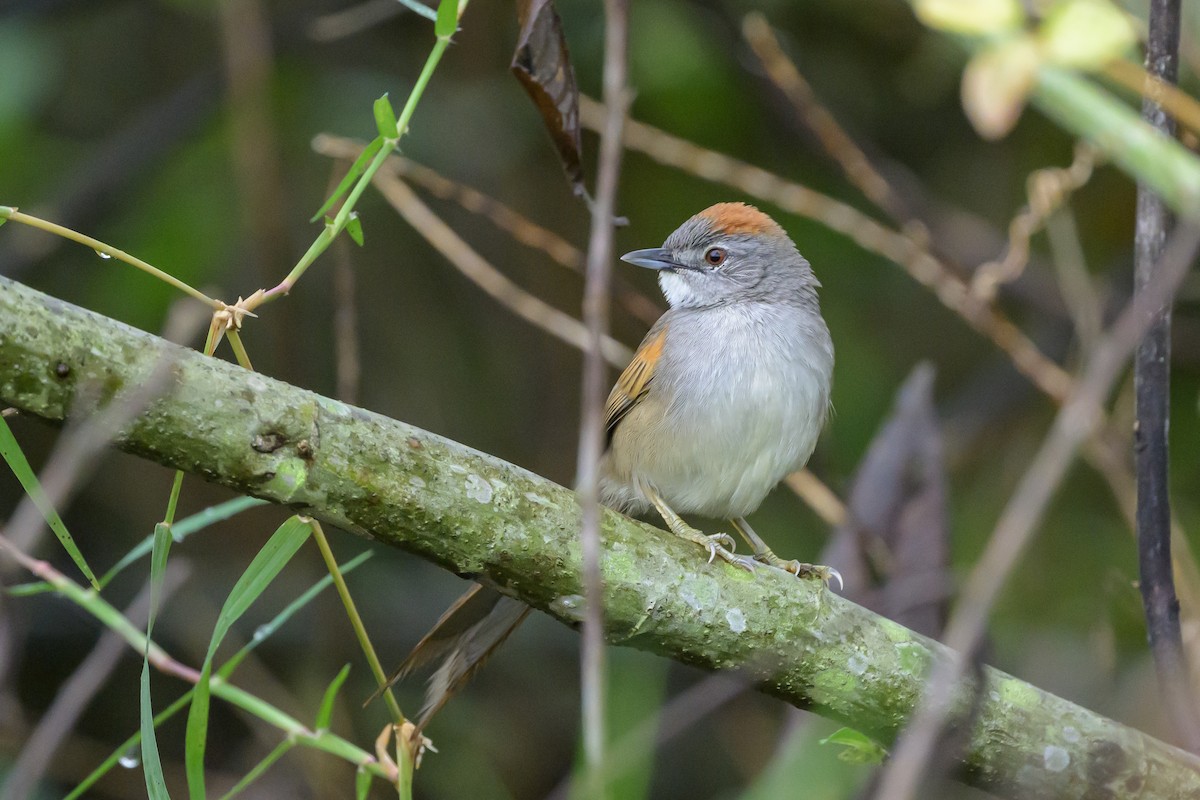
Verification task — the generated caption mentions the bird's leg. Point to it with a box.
[730,517,842,589]
[643,486,755,572]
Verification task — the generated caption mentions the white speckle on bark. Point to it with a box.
[726,608,746,632]
[848,653,868,675]
[465,474,493,504]
[1043,745,1069,772]
[409,475,426,489]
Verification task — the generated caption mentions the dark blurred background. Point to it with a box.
[2,0,1199,797]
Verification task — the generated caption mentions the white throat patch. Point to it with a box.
[658,270,701,308]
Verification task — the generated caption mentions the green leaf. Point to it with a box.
[345,213,365,247]
[374,93,400,139]
[68,551,372,800]
[395,0,437,21]
[1039,0,1135,70]
[435,0,457,38]
[818,727,887,764]
[316,664,352,730]
[0,415,100,589]
[912,0,1024,34]
[140,522,175,800]
[185,516,313,799]
[310,136,385,222]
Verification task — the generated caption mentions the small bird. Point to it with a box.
[381,203,836,727]
[600,201,835,577]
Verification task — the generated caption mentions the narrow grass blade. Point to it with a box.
[185,515,313,799]
[310,137,385,221]
[141,522,174,799]
[435,0,457,37]
[0,415,99,589]
[317,664,352,730]
[67,551,372,800]
[374,93,400,139]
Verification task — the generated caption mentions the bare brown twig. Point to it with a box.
[311,135,661,327]
[1134,0,1200,753]
[366,169,634,368]
[741,13,916,227]
[577,0,630,790]
[971,142,1100,302]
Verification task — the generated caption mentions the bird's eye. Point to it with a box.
[704,247,727,266]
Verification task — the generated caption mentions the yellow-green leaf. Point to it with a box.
[912,0,1024,35]
[1039,0,1136,70]
[962,35,1041,140]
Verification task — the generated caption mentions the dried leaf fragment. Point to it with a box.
[511,0,585,197]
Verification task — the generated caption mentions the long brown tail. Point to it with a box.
[370,584,531,733]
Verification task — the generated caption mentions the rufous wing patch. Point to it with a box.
[695,202,784,237]
[605,324,668,442]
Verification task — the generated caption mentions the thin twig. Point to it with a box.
[367,169,633,368]
[577,1,630,794]
[1045,207,1103,355]
[971,143,1099,302]
[1134,0,1200,753]
[741,13,914,225]
[311,135,661,326]
[874,225,1200,800]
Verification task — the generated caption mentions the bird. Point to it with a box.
[599,201,835,578]
[378,202,836,728]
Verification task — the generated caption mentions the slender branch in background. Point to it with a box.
[1135,0,1200,753]
[741,13,916,227]
[874,225,1200,800]
[577,1,629,793]
[367,170,633,367]
[1045,208,1103,355]
[970,143,1099,302]
[310,136,662,326]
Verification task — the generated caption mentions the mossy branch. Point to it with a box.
[2,275,1199,798]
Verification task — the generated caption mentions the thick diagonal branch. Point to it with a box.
[2,275,1199,799]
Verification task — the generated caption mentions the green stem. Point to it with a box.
[226,329,255,371]
[0,207,219,308]
[309,521,408,727]
[261,24,456,305]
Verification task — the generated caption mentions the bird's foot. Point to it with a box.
[674,527,756,572]
[758,554,843,590]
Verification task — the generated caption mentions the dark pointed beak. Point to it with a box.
[620,247,684,271]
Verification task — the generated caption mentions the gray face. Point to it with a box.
[622,215,820,310]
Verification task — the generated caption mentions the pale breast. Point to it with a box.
[605,302,832,518]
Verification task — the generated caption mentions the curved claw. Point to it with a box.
[771,559,842,590]
[730,555,757,573]
[826,567,844,592]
